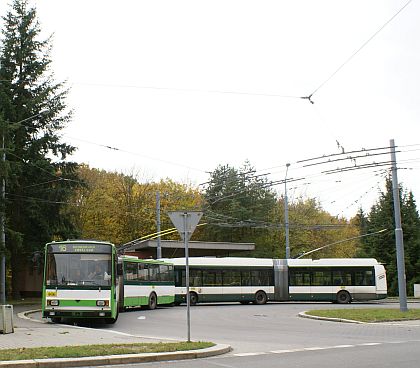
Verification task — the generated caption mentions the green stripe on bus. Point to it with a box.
[157,295,175,304]
[124,295,175,307]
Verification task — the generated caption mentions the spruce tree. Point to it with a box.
[358,177,420,296]
[0,0,80,297]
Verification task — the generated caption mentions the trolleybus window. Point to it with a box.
[138,263,149,281]
[46,253,111,287]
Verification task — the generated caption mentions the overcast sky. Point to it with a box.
[1,0,419,219]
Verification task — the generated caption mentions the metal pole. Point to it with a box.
[156,191,161,259]
[390,139,408,312]
[284,163,290,259]
[0,130,5,304]
[183,212,191,342]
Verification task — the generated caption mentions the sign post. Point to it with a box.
[168,211,202,342]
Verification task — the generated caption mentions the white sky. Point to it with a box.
[1,0,419,219]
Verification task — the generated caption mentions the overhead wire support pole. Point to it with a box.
[390,139,408,312]
[156,191,161,259]
[284,163,290,259]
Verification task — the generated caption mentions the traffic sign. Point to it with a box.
[168,211,203,241]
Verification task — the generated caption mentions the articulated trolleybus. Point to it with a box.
[42,240,175,323]
[165,257,387,305]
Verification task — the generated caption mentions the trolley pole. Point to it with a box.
[390,139,408,312]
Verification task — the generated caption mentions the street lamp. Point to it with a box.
[284,163,290,259]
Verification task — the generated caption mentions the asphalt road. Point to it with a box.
[27,301,420,367]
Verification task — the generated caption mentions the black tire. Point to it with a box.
[51,317,61,323]
[336,290,351,304]
[189,292,198,306]
[147,292,157,310]
[105,316,118,324]
[254,290,268,305]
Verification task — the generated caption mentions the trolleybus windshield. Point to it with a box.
[46,243,113,287]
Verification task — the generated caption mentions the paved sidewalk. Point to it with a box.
[0,306,231,367]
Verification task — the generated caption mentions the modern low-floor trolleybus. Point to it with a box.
[42,240,175,323]
[163,257,387,305]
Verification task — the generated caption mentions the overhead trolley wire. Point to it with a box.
[307,0,414,101]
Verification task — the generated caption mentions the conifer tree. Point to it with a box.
[358,177,420,296]
[0,0,80,297]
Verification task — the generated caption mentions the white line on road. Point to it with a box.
[233,352,267,357]
[232,342,397,357]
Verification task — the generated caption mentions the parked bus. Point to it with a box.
[42,240,175,323]
[164,257,387,305]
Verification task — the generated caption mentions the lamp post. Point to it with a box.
[1,125,5,304]
[284,163,290,259]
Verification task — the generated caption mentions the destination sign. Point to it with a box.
[47,242,113,254]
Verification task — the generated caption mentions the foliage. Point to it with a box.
[283,197,359,259]
[202,162,278,250]
[202,162,358,258]
[0,0,80,297]
[357,177,420,296]
[67,165,203,245]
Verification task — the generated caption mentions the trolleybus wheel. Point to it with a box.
[336,290,351,304]
[189,292,198,306]
[147,292,157,310]
[51,317,61,323]
[254,290,268,305]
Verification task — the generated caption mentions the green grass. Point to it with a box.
[306,308,420,323]
[0,341,214,361]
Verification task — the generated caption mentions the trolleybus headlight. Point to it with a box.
[96,300,109,307]
[49,300,59,306]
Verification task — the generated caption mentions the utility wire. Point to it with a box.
[296,229,388,258]
[308,0,414,99]
[72,81,302,100]
[65,135,206,173]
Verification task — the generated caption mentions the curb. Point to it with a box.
[0,344,232,368]
[298,311,364,324]
[17,309,46,324]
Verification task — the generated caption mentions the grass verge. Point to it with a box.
[305,308,420,323]
[0,341,214,361]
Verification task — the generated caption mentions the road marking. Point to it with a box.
[137,316,146,320]
[234,352,267,357]
[330,344,354,348]
[232,342,390,357]
[270,349,301,354]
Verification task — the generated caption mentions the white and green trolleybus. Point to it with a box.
[165,257,387,305]
[42,240,175,323]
